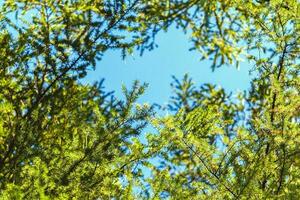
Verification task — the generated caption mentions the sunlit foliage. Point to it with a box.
[0,0,299,199]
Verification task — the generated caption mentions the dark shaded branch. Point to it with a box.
[181,138,238,198]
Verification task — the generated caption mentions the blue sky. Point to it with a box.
[83,27,255,179]
[0,0,253,107]
[84,27,253,106]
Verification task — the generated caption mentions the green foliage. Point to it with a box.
[0,0,299,199]
[146,72,299,198]
[141,0,299,70]
[0,78,154,198]
[135,0,300,198]
[0,0,156,198]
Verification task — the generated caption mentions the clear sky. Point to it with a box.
[1,0,254,106]
[83,27,255,175]
[84,27,254,106]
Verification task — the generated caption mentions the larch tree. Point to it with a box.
[140,0,300,199]
[0,0,299,199]
[0,0,156,198]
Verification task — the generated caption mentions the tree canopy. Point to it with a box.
[0,0,299,199]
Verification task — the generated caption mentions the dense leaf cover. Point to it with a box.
[0,0,299,199]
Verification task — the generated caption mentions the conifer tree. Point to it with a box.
[0,0,299,199]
